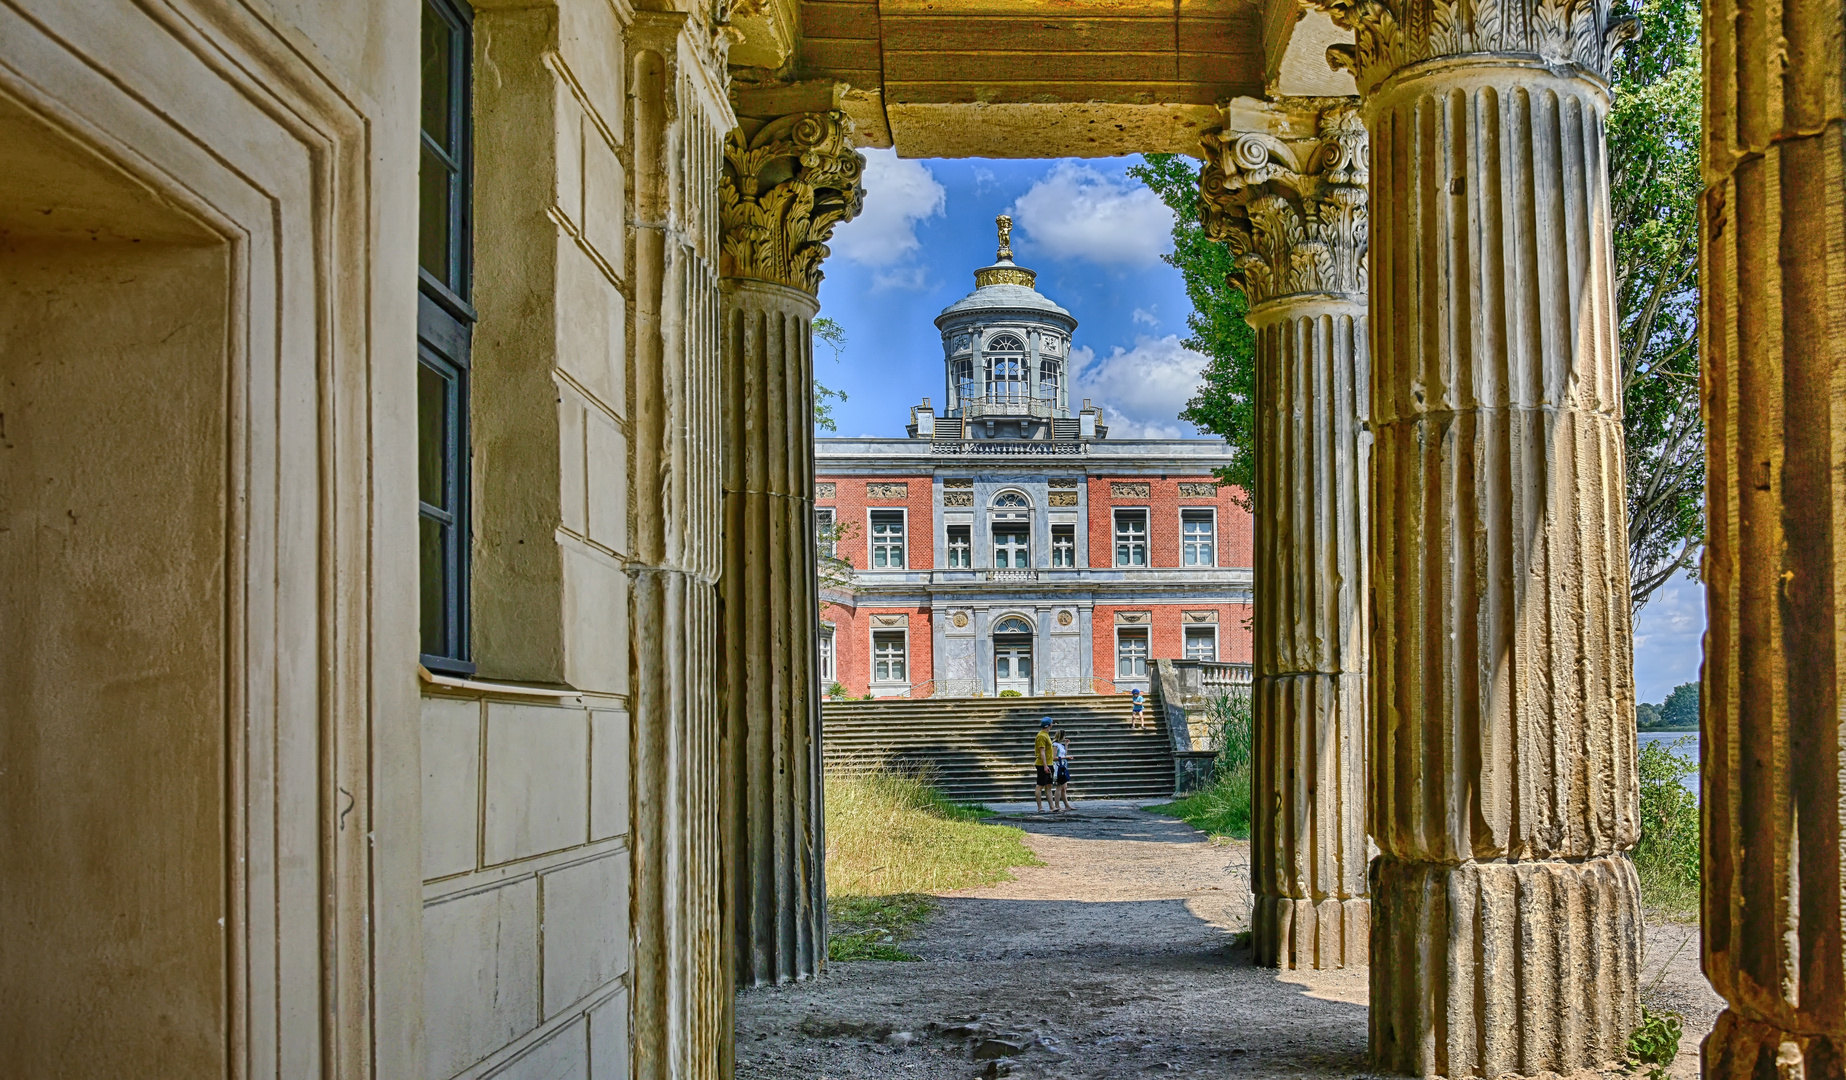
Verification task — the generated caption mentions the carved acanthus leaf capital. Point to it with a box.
[1311,0,1640,93]
[1200,106,1369,307]
[720,112,865,293]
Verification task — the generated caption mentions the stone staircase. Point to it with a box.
[821,694,1175,803]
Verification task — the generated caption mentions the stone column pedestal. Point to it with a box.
[1701,0,1846,1068]
[1203,106,1372,971]
[1360,56,1642,1076]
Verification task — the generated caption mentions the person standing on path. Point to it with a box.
[1033,717,1056,812]
[1052,732,1072,811]
[1130,686,1146,730]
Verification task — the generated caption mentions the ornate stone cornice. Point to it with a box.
[1200,106,1369,308]
[720,111,865,293]
[1310,0,1641,94]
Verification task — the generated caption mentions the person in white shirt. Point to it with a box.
[1052,732,1072,811]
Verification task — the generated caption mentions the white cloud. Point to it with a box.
[871,265,933,292]
[1632,574,1706,704]
[1069,335,1207,438]
[972,166,998,196]
[828,149,946,267]
[1011,161,1174,266]
[1132,306,1160,328]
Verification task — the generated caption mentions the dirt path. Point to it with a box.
[734,802,1720,1079]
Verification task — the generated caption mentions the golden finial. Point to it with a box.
[996,214,1014,262]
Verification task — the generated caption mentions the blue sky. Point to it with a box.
[816,150,1704,705]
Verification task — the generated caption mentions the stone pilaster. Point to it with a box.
[717,109,864,988]
[1701,0,1846,1069]
[627,16,731,1080]
[1201,105,1371,971]
[1305,0,1644,1072]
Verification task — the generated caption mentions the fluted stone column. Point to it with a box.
[1308,0,1645,1072]
[1201,106,1372,970]
[1701,0,1846,1072]
[717,110,864,988]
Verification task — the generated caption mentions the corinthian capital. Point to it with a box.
[1200,106,1369,308]
[720,111,866,294]
[1312,0,1641,93]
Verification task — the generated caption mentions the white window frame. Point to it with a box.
[867,508,907,569]
[1114,507,1149,567]
[992,523,1031,569]
[1180,506,1217,567]
[870,627,908,685]
[1183,624,1218,661]
[819,626,837,681]
[946,524,972,568]
[1116,627,1150,678]
[1050,524,1076,568]
[815,506,836,558]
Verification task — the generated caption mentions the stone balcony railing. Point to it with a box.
[930,440,1084,456]
[957,394,1057,420]
[985,568,1040,582]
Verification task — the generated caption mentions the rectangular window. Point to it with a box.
[1182,509,1216,566]
[993,526,1030,569]
[872,630,907,683]
[1114,509,1148,567]
[1184,626,1217,661]
[418,0,475,675]
[816,507,836,558]
[947,525,972,568]
[870,511,906,568]
[819,628,836,683]
[1051,524,1076,568]
[1117,629,1150,678]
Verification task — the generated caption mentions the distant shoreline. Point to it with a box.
[1637,725,1698,733]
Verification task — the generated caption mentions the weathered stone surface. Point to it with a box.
[1322,17,1644,1068]
[1700,0,1846,1061]
[1205,104,1371,971]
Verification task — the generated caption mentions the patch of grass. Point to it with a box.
[1634,737,1699,918]
[1152,692,1254,840]
[826,894,935,961]
[824,763,1042,960]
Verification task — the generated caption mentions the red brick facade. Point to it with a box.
[1085,476,1253,569]
[820,602,933,697]
[820,477,934,570]
[1090,602,1255,683]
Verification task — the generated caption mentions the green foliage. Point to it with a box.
[1124,154,1258,507]
[1635,702,1663,728]
[1153,691,1255,839]
[813,316,849,433]
[827,681,848,700]
[1627,1004,1685,1079]
[1634,737,1700,914]
[1659,681,1700,729]
[1611,0,1705,608]
[998,689,1023,697]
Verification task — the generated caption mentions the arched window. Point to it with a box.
[993,491,1029,508]
[994,616,1033,634]
[986,333,1025,353]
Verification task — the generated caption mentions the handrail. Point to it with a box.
[959,394,1057,420]
[931,440,1085,456]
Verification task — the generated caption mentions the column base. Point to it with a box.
[1252,895,1369,969]
[1370,854,1641,1078]
[1705,1010,1846,1080]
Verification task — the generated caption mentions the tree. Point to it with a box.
[813,315,849,432]
[1124,155,1258,508]
[1130,0,1704,607]
[1658,681,1700,729]
[1610,0,1705,610]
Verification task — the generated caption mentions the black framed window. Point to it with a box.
[419,0,475,674]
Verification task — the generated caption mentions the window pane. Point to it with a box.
[421,5,454,151]
[420,514,446,655]
[1018,656,1031,677]
[996,657,1010,678]
[418,362,448,509]
[419,143,454,283]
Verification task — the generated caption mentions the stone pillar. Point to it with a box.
[626,17,731,1080]
[1701,0,1846,1070]
[1201,105,1371,970]
[717,109,864,987]
[1305,1,1646,1072]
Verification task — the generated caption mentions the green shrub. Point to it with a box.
[827,681,847,700]
[998,689,1022,697]
[1627,1004,1684,1079]
[1153,691,1254,839]
[1634,736,1700,916]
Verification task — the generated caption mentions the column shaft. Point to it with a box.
[1701,0,1846,1066]
[1249,301,1371,969]
[1202,105,1373,971]
[1366,60,1640,1076]
[719,280,826,986]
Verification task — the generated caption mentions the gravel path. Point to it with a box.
[734,801,1720,1079]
